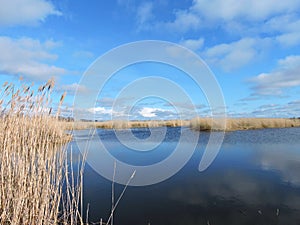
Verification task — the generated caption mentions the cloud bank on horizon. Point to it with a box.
[0,0,300,119]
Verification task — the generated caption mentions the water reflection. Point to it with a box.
[167,169,300,225]
[70,127,300,225]
[255,144,300,187]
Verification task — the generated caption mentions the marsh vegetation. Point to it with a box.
[0,80,84,225]
[67,117,300,131]
[190,117,300,131]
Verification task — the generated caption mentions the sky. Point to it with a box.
[0,0,300,120]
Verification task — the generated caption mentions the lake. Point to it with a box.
[70,127,300,225]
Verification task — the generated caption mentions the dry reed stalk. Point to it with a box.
[0,79,85,225]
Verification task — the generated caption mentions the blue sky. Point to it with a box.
[1,0,300,120]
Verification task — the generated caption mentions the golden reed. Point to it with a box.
[0,79,84,225]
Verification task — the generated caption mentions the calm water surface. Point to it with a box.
[70,127,300,225]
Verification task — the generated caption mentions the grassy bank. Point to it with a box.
[65,119,190,130]
[0,80,84,225]
[65,118,300,131]
[190,117,300,131]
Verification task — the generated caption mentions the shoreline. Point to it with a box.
[62,118,300,131]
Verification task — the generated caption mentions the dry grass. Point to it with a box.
[0,79,84,225]
[190,117,300,131]
[65,119,190,130]
[67,117,300,132]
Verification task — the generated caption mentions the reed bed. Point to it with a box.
[66,119,191,130]
[66,117,300,132]
[0,80,84,225]
[190,117,300,131]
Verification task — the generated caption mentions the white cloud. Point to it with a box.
[139,107,161,118]
[44,39,62,49]
[263,14,300,33]
[231,99,300,117]
[164,10,201,33]
[136,2,153,25]
[250,55,300,96]
[288,100,300,106]
[192,0,300,22]
[0,0,61,27]
[258,104,279,109]
[138,107,176,118]
[180,38,204,51]
[203,38,268,71]
[0,36,66,80]
[147,0,300,49]
[154,0,300,34]
[87,107,113,115]
[74,106,129,120]
[258,14,300,46]
[278,55,300,68]
[276,32,300,47]
[164,102,206,110]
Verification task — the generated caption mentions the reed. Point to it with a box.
[66,119,191,130]
[64,117,300,132]
[190,117,300,131]
[0,79,84,225]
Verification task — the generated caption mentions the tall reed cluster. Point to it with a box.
[0,79,83,225]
